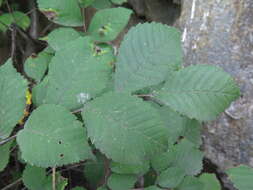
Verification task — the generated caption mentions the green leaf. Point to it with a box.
[143,169,157,187]
[169,139,203,175]
[107,173,137,190]
[33,43,115,109]
[0,11,30,32]
[111,161,150,175]
[84,154,106,189]
[32,76,50,107]
[144,186,161,190]
[43,46,55,54]
[199,174,221,190]
[155,64,240,121]
[17,104,93,167]
[92,0,112,9]
[151,139,203,175]
[151,151,172,172]
[83,92,168,165]
[93,43,116,65]
[182,119,202,147]
[71,187,87,190]
[0,140,13,172]
[47,27,81,51]
[23,165,51,190]
[110,0,127,5]
[156,106,185,144]
[155,106,201,146]
[158,166,185,188]
[88,8,132,42]
[177,176,204,190]
[226,165,253,190]
[23,165,68,190]
[37,0,83,26]
[0,59,28,140]
[43,37,112,110]
[24,51,53,83]
[78,0,94,7]
[115,22,182,93]
[97,187,107,190]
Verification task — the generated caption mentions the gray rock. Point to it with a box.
[179,0,253,188]
[173,0,181,5]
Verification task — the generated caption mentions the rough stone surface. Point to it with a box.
[179,0,253,188]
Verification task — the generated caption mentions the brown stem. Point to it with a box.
[0,135,17,146]
[137,94,154,98]
[10,24,17,64]
[52,167,56,190]
[2,178,22,190]
[28,0,39,39]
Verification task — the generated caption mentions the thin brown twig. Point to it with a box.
[23,7,37,17]
[6,0,36,27]
[0,20,13,30]
[0,135,17,146]
[47,161,86,175]
[5,0,13,15]
[28,0,38,39]
[136,94,154,98]
[39,22,54,37]
[80,6,87,32]
[5,0,19,68]
[10,24,17,63]
[5,0,18,27]
[71,108,83,114]
[2,178,22,190]
[52,167,56,190]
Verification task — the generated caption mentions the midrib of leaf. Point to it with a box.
[163,76,238,96]
[87,107,167,150]
[163,89,237,96]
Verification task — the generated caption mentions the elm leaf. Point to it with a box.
[0,59,28,140]
[177,176,204,190]
[43,37,113,110]
[23,165,68,190]
[199,174,221,190]
[92,0,112,9]
[107,173,137,190]
[17,104,93,167]
[47,27,81,51]
[0,140,13,172]
[83,92,168,164]
[115,23,182,93]
[155,64,240,121]
[226,165,253,190]
[37,0,83,26]
[0,11,30,32]
[88,8,132,42]
[24,51,53,83]
[157,166,185,188]
[111,0,127,5]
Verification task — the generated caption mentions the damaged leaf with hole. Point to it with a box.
[17,104,94,167]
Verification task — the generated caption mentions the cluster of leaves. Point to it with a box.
[0,0,252,190]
